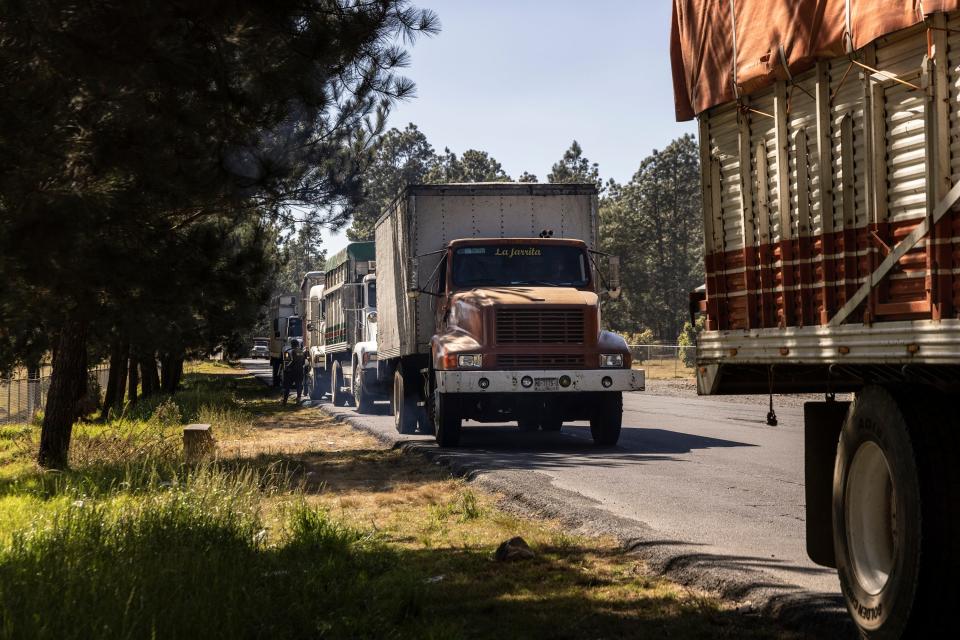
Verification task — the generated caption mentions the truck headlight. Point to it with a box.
[600,354,624,368]
[457,354,483,368]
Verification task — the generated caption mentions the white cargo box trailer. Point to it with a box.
[375,183,599,360]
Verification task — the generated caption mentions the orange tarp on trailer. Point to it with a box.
[671,0,960,121]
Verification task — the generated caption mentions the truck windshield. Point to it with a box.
[451,245,589,288]
[287,317,303,337]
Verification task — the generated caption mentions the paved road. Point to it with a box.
[240,359,848,631]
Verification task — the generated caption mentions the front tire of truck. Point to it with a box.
[310,367,328,401]
[353,359,373,414]
[433,391,461,448]
[393,368,418,434]
[833,386,959,638]
[331,361,351,407]
[589,392,622,446]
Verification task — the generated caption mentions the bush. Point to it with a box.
[677,315,705,368]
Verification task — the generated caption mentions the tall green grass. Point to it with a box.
[0,465,442,639]
[0,368,452,639]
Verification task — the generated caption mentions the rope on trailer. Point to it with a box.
[766,366,778,426]
[829,60,855,105]
[739,104,774,119]
[849,59,922,92]
[729,0,740,101]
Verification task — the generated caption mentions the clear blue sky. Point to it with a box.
[322,0,694,253]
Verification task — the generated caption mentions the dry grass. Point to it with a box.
[635,358,696,380]
[225,406,794,639]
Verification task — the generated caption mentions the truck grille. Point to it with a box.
[495,308,585,344]
[498,354,585,369]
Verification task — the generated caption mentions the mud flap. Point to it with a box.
[804,400,850,568]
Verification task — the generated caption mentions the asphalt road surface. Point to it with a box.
[241,359,848,631]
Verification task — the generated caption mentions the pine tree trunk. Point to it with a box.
[161,353,184,394]
[38,317,88,469]
[140,355,159,397]
[127,355,139,405]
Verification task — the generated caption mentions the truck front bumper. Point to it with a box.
[435,369,645,394]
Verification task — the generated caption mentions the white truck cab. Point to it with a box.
[350,273,381,412]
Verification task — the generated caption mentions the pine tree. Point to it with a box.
[599,135,702,340]
[547,141,603,192]
[0,0,438,467]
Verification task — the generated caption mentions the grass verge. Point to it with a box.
[0,362,791,639]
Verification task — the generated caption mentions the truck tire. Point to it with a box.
[518,420,539,432]
[590,392,622,446]
[331,360,351,407]
[540,418,563,432]
[393,368,418,434]
[434,391,461,447]
[832,386,960,637]
[310,367,328,401]
[353,359,373,414]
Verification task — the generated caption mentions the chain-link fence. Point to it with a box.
[0,366,109,426]
[627,343,696,377]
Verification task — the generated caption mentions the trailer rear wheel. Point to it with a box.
[833,386,959,637]
[331,361,351,407]
[393,368,418,434]
[589,392,622,446]
[434,391,461,448]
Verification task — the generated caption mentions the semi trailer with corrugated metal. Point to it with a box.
[373,183,644,447]
[306,242,379,405]
[672,1,960,634]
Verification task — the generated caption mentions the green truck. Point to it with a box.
[304,242,379,405]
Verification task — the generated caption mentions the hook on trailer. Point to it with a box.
[766,366,778,426]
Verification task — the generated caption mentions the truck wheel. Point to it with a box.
[540,418,562,432]
[833,386,959,637]
[590,392,622,446]
[353,360,373,414]
[310,367,328,401]
[393,368,417,434]
[331,361,350,407]
[434,391,461,447]
[518,420,539,432]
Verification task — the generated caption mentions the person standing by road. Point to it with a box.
[282,339,306,405]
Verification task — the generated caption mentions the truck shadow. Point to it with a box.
[450,425,755,457]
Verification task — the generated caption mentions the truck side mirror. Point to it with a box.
[406,257,420,299]
[607,256,622,300]
[306,322,314,333]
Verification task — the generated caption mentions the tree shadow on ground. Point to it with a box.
[0,513,800,640]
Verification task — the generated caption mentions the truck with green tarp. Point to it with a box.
[306,241,379,405]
